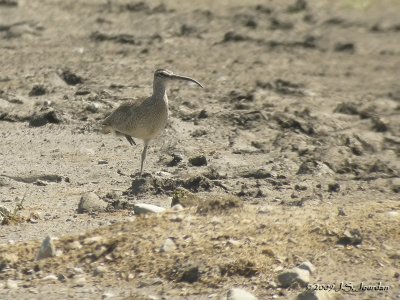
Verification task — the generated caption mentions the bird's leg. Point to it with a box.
[140,141,149,176]
[125,135,136,146]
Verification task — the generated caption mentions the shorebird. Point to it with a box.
[102,69,203,175]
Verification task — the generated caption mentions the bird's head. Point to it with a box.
[153,69,203,89]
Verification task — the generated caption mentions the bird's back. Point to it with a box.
[102,96,169,140]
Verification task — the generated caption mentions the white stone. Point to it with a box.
[73,275,86,287]
[5,279,18,289]
[161,238,176,252]
[133,203,166,215]
[385,211,399,218]
[171,204,184,211]
[227,288,258,300]
[41,274,58,282]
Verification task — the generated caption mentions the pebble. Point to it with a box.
[188,154,207,166]
[5,279,18,289]
[161,238,176,252]
[77,192,108,213]
[41,274,58,282]
[385,211,399,218]
[73,275,86,287]
[171,204,184,211]
[37,235,57,260]
[257,206,272,214]
[298,261,316,274]
[227,288,258,300]
[102,291,115,299]
[67,240,82,250]
[94,265,108,275]
[277,267,310,288]
[83,236,103,244]
[179,266,200,283]
[133,203,166,215]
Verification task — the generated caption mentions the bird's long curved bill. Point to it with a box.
[171,74,204,88]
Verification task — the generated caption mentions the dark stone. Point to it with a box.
[334,102,359,115]
[28,85,46,97]
[167,153,183,167]
[59,70,83,85]
[287,0,307,13]
[179,266,200,283]
[337,229,363,246]
[223,31,249,42]
[29,109,63,127]
[334,42,355,53]
[328,182,340,192]
[198,109,208,119]
[189,155,207,167]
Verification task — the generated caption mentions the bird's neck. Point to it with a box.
[153,79,168,101]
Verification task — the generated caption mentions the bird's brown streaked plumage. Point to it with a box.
[101,69,203,175]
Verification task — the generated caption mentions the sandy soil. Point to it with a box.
[0,0,399,299]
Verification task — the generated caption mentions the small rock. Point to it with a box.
[29,109,63,127]
[73,267,84,274]
[227,288,258,300]
[166,153,183,167]
[77,192,108,213]
[179,266,200,283]
[5,279,18,289]
[338,208,346,216]
[171,188,202,208]
[41,274,58,282]
[277,267,310,288]
[171,204,184,211]
[133,203,165,215]
[198,109,208,119]
[161,238,176,252]
[102,291,115,299]
[258,205,272,214]
[28,84,46,97]
[94,266,108,276]
[298,261,316,274]
[327,183,340,193]
[86,103,101,113]
[334,42,355,53]
[73,275,86,287]
[83,236,103,244]
[37,235,57,260]
[98,160,108,165]
[59,69,83,85]
[67,240,82,250]
[0,0,18,7]
[385,211,399,218]
[336,229,362,246]
[189,155,207,167]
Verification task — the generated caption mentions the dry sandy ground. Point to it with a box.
[0,0,399,299]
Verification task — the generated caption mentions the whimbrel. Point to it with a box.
[102,69,203,175]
